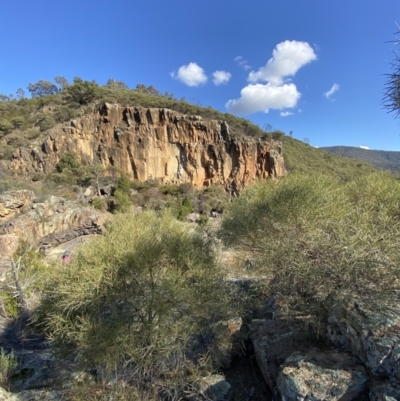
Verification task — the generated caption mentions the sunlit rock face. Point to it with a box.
[10,104,285,192]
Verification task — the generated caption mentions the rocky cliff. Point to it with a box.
[9,104,285,192]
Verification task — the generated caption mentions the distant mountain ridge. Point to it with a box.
[321,146,400,172]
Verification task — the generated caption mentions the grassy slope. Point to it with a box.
[283,137,378,180]
[321,146,400,172]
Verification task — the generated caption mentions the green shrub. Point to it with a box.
[0,291,19,318]
[177,195,192,221]
[219,173,400,332]
[11,116,26,129]
[38,115,56,132]
[114,189,131,212]
[198,214,209,226]
[54,106,77,123]
[37,211,233,396]
[52,151,92,186]
[6,135,29,147]
[56,151,81,173]
[116,173,131,195]
[25,129,41,140]
[0,119,13,136]
[0,348,17,390]
[14,240,51,292]
[91,197,106,211]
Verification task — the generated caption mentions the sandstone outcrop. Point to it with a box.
[0,190,107,259]
[9,104,285,192]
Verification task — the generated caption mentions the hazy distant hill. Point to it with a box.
[321,146,400,172]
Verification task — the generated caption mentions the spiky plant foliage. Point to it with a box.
[37,211,235,398]
[219,173,400,332]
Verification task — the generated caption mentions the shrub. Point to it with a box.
[116,173,131,195]
[52,151,92,186]
[54,106,77,123]
[25,129,41,140]
[0,291,19,318]
[219,173,400,332]
[0,119,13,136]
[56,151,81,173]
[11,116,26,129]
[37,211,233,396]
[6,135,30,148]
[13,240,51,292]
[177,195,192,221]
[0,349,17,390]
[91,197,106,211]
[38,115,56,132]
[114,189,131,212]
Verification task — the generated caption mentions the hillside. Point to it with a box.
[0,77,379,186]
[320,146,400,172]
[282,137,378,180]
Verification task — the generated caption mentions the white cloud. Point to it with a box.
[359,146,370,150]
[324,83,340,99]
[280,111,293,117]
[226,83,300,114]
[298,108,303,113]
[227,40,316,115]
[248,40,317,86]
[234,55,251,70]
[171,62,207,86]
[213,70,232,86]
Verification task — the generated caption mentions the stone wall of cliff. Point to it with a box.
[9,104,285,192]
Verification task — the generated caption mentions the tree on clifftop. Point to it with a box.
[28,80,58,97]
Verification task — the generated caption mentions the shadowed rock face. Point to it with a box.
[10,104,285,192]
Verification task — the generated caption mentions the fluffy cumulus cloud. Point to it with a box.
[280,111,293,117]
[213,70,232,86]
[324,83,340,99]
[226,83,300,114]
[171,62,207,87]
[227,41,317,114]
[248,40,317,86]
[359,146,370,150]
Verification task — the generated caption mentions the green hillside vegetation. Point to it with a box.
[321,145,400,172]
[282,136,378,180]
[219,172,400,332]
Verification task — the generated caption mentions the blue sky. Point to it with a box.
[1,0,400,150]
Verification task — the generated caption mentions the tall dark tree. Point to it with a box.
[383,32,400,119]
[27,80,58,97]
[64,77,99,105]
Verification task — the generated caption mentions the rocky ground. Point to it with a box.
[1,189,400,400]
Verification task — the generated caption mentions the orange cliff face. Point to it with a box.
[10,103,285,192]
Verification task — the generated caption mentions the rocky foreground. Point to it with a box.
[0,190,400,400]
